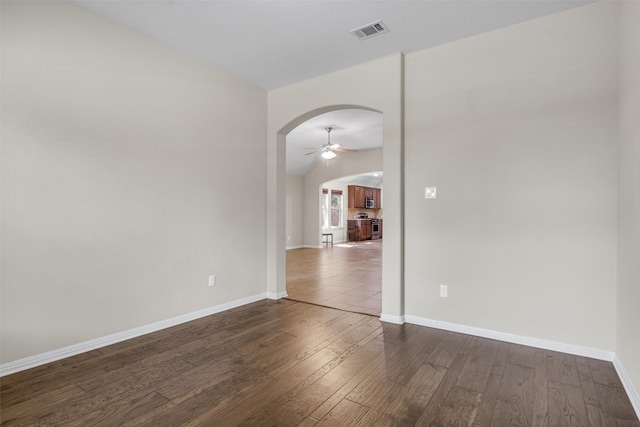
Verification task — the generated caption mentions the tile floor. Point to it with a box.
[285,239,382,316]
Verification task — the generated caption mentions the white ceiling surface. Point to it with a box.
[287,109,383,176]
[74,0,592,91]
[326,172,384,189]
[73,0,592,179]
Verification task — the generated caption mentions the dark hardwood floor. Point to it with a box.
[286,240,382,316]
[1,299,637,426]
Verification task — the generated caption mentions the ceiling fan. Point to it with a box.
[305,127,358,160]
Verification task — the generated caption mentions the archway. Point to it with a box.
[285,109,384,313]
[267,103,404,324]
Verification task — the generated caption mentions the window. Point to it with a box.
[322,189,343,228]
[330,191,342,227]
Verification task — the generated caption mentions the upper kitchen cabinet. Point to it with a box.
[348,185,382,209]
[348,185,365,208]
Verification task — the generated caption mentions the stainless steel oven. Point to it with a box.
[371,218,381,240]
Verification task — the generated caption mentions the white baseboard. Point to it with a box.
[267,290,288,300]
[292,244,345,249]
[394,314,637,415]
[404,315,615,362]
[0,292,268,377]
[4,301,637,421]
[380,313,405,324]
[613,355,640,419]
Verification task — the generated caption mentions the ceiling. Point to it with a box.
[325,172,384,189]
[74,0,591,91]
[286,109,383,176]
[72,0,592,178]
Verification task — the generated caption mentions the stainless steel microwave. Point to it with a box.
[365,197,375,209]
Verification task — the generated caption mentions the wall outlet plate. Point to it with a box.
[208,275,216,287]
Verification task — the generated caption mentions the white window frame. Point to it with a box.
[322,189,343,229]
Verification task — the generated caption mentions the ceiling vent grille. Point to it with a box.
[350,20,389,40]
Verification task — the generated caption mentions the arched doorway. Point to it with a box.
[266,103,404,324]
[284,108,384,314]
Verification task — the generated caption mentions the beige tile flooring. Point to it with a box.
[285,239,382,316]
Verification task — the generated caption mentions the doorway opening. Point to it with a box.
[283,109,383,315]
[286,239,382,316]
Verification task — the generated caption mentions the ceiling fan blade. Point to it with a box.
[329,144,341,149]
[305,150,321,155]
[334,147,359,153]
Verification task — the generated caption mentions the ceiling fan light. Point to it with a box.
[321,150,337,160]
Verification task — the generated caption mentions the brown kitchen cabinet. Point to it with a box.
[348,185,381,209]
[347,220,358,242]
[364,187,374,200]
[347,219,372,241]
[374,188,381,208]
[361,220,371,240]
[348,185,366,208]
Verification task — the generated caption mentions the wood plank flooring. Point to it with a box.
[1,299,638,426]
[286,240,381,316]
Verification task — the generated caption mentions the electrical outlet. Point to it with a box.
[208,275,216,287]
[440,284,448,298]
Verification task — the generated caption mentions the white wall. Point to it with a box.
[404,2,619,351]
[286,174,305,249]
[3,2,638,403]
[289,152,383,248]
[267,55,404,318]
[305,149,383,247]
[1,1,267,364]
[617,0,640,405]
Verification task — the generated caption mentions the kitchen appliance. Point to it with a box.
[365,197,375,209]
[355,212,369,219]
[371,218,381,240]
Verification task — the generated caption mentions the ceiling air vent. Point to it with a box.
[350,20,389,40]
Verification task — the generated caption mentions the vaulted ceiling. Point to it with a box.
[73,0,592,177]
[74,1,592,90]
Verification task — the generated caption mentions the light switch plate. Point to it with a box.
[425,187,437,199]
[440,285,448,298]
